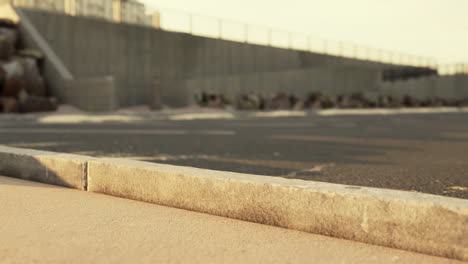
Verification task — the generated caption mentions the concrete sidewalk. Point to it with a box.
[0,176,461,264]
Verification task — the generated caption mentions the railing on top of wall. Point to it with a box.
[2,0,467,75]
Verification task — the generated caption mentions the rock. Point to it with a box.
[0,19,16,29]
[2,76,24,97]
[292,99,305,110]
[320,95,336,109]
[402,95,419,107]
[0,35,14,60]
[207,95,224,108]
[17,49,44,60]
[0,27,17,45]
[235,94,264,110]
[458,99,468,107]
[0,27,17,60]
[1,97,20,113]
[304,92,322,108]
[1,60,24,79]
[337,95,351,108]
[15,57,46,96]
[348,93,368,108]
[289,94,299,108]
[24,76,46,97]
[268,92,291,110]
[20,96,58,113]
[387,96,402,108]
[0,66,6,94]
[236,94,257,110]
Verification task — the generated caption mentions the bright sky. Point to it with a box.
[138,0,468,64]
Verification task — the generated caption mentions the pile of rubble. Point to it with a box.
[195,91,468,111]
[0,19,57,114]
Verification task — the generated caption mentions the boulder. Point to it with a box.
[268,92,291,110]
[17,49,44,60]
[320,95,336,109]
[0,19,16,29]
[17,57,46,96]
[0,35,14,60]
[2,76,24,97]
[236,94,259,110]
[304,92,322,108]
[1,97,19,113]
[402,95,419,107]
[19,96,58,113]
[0,27,17,59]
[1,60,24,79]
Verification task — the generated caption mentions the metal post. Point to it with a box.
[338,41,343,57]
[153,11,161,29]
[268,28,272,47]
[244,24,248,43]
[288,32,292,49]
[218,19,222,39]
[113,0,121,23]
[65,0,76,16]
[189,14,193,34]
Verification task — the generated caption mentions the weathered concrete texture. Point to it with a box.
[19,8,403,108]
[379,74,468,101]
[87,158,468,261]
[0,146,90,190]
[65,76,118,111]
[185,66,380,99]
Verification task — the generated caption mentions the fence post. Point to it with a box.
[113,0,121,23]
[152,11,161,29]
[338,41,343,57]
[218,19,222,39]
[323,39,327,55]
[189,14,193,34]
[244,24,248,43]
[64,0,76,16]
[288,32,292,49]
[268,28,272,47]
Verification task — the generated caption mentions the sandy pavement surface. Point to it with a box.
[0,176,462,264]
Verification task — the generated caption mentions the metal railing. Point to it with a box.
[2,0,467,75]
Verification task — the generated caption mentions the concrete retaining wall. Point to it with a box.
[20,8,399,108]
[16,8,462,108]
[184,66,381,99]
[379,74,468,101]
[65,76,118,111]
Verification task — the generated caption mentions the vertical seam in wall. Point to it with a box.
[83,161,88,191]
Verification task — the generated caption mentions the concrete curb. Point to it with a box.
[0,146,467,261]
[0,146,91,190]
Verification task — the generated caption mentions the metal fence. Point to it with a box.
[2,0,467,75]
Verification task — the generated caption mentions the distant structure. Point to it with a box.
[0,0,159,26]
[0,1,466,112]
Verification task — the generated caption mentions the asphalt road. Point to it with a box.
[1,111,467,199]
